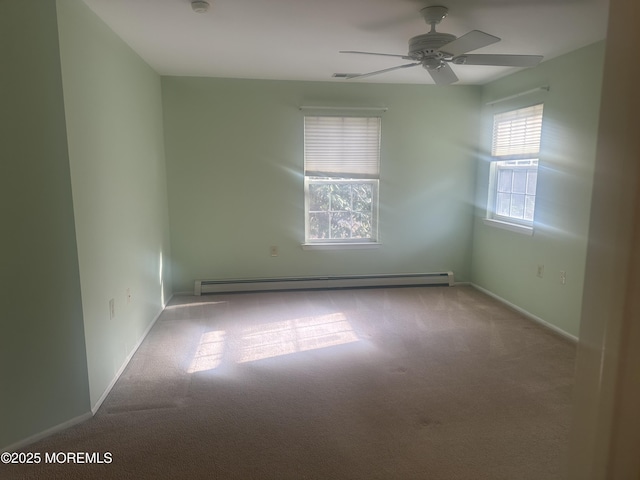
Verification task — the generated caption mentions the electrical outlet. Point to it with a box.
[270,246,278,257]
[560,271,567,285]
[109,298,115,319]
[537,264,544,278]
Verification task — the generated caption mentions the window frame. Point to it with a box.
[302,114,382,246]
[486,103,544,233]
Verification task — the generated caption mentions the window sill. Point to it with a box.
[301,242,381,251]
[483,218,533,236]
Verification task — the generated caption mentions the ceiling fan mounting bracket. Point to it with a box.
[421,6,449,27]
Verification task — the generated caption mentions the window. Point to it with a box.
[304,115,381,244]
[487,104,543,229]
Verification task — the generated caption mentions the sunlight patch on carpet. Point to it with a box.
[166,300,228,310]
[187,330,226,373]
[238,312,358,363]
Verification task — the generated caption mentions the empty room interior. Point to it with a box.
[2,0,640,478]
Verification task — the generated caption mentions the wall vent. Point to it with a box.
[194,272,454,295]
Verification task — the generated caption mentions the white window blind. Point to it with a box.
[304,116,381,178]
[492,104,543,159]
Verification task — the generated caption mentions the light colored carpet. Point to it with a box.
[4,286,575,479]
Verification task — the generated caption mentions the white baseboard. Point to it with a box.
[1,411,93,453]
[91,296,172,414]
[471,283,578,343]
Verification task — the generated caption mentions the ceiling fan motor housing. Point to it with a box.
[409,33,457,60]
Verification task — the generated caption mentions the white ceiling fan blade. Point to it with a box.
[452,54,543,67]
[427,63,459,85]
[345,62,421,80]
[438,30,500,56]
[340,50,413,60]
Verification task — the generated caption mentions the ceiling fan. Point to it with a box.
[336,6,543,84]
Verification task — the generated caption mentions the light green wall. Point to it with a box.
[162,78,481,293]
[471,42,606,337]
[0,1,90,448]
[56,0,172,408]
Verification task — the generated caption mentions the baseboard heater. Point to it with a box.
[195,272,454,295]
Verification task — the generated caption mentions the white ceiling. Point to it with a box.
[81,0,609,85]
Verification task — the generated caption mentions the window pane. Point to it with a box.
[330,184,352,212]
[525,196,535,221]
[352,183,372,212]
[496,193,511,216]
[352,212,372,238]
[309,212,330,239]
[331,212,352,239]
[497,169,513,193]
[512,170,527,194]
[307,180,376,241]
[526,170,538,195]
[309,184,330,211]
[510,194,525,218]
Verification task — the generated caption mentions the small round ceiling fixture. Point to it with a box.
[191,0,210,13]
